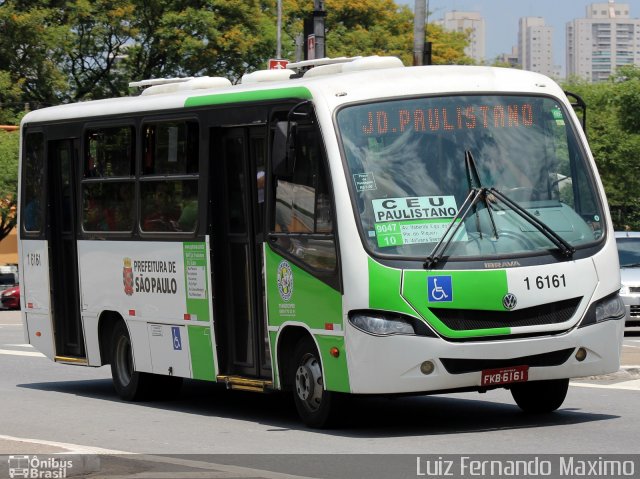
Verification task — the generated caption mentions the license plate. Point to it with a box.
[481,365,529,386]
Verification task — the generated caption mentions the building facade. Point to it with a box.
[567,1,640,82]
[518,17,557,77]
[440,11,486,63]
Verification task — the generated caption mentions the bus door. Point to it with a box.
[48,139,85,359]
[211,126,270,378]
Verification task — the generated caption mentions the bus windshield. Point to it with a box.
[337,94,604,260]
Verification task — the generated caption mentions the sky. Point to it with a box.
[397,0,640,75]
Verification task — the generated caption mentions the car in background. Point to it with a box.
[0,285,20,310]
[615,231,640,331]
[0,264,18,292]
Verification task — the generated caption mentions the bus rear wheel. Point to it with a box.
[510,378,569,413]
[291,337,337,428]
[110,320,185,401]
[110,321,152,401]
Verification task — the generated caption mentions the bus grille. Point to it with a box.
[429,297,582,331]
[629,305,640,318]
[440,348,575,374]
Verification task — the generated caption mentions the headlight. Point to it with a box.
[619,284,630,295]
[595,294,626,322]
[349,311,415,336]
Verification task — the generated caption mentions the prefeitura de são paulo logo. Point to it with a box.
[123,257,134,296]
[277,260,294,302]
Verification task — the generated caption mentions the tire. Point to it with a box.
[110,322,184,401]
[510,378,569,413]
[291,337,338,428]
[110,321,154,401]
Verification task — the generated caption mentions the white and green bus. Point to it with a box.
[18,56,625,427]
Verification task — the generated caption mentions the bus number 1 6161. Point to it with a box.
[524,274,566,290]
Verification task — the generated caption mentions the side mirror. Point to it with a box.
[565,91,587,135]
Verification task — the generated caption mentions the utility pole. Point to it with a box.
[276,0,282,58]
[313,0,326,59]
[413,0,432,65]
[413,0,425,66]
[304,0,326,60]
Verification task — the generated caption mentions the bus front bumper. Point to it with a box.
[343,318,624,395]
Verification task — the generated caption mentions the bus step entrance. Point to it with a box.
[218,375,273,393]
[54,355,88,366]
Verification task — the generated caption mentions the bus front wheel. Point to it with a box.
[291,337,337,428]
[510,378,569,413]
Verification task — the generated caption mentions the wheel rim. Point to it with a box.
[295,353,323,412]
[114,334,133,386]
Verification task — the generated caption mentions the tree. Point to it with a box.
[0,130,19,242]
[426,23,473,65]
[0,2,68,115]
[563,66,640,229]
[121,0,276,83]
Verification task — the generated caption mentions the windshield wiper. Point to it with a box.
[424,150,498,269]
[424,150,575,270]
[488,187,575,258]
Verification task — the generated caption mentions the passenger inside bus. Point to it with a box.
[142,182,181,232]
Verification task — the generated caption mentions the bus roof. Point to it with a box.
[21,60,563,127]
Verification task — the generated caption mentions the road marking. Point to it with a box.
[5,344,33,348]
[0,348,45,358]
[0,434,130,455]
[623,344,640,349]
[105,455,320,479]
[571,379,640,391]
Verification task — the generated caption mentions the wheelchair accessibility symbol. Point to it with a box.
[428,276,453,303]
[171,326,182,350]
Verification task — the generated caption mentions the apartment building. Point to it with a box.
[439,11,486,63]
[518,17,557,77]
[567,1,640,82]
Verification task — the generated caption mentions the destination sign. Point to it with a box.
[360,103,535,136]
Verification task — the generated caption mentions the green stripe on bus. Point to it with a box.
[188,325,216,381]
[368,258,418,316]
[368,259,511,339]
[182,242,210,321]
[184,87,312,108]
[316,335,350,393]
[403,269,511,338]
[264,246,341,330]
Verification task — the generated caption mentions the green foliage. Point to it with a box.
[427,23,473,65]
[280,0,471,66]
[0,130,19,241]
[0,0,473,112]
[563,65,640,230]
[121,0,275,82]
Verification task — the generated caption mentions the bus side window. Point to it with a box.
[270,124,337,273]
[82,126,135,233]
[140,120,199,233]
[22,132,45,234]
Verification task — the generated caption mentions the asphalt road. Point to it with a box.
[1,310,639,478]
